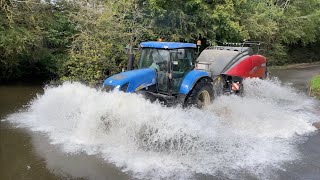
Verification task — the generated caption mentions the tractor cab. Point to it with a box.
[139,42,196,95]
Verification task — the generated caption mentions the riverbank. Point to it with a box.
[310,75,320,99]
[270,61,320,70]
[270,62,320,93]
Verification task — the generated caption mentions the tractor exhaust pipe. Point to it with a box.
[126,40,135,71]
[127,53,134,71]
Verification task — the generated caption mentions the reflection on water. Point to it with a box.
[30,131,129,180]
[1,122,129,180]
[0,83,42,117]
[1,123,59,180]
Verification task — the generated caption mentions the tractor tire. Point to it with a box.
[185,79,214,108]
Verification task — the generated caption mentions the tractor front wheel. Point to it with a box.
[185,79,214,108]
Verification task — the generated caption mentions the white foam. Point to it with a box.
[6,80,319,179]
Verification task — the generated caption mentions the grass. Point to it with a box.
[310,75,320,99]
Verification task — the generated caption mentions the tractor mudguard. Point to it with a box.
[103,68,157,92]
[179,70,212,95]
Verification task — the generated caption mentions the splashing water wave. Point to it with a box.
[5,78,319,179]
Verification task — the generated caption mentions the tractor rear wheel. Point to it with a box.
[185,79,214,108]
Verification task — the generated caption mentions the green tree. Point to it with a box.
[0,0,76,82]
[1,0,319,83]
[63,0,154,85]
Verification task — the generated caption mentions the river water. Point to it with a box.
[1,64,319,180]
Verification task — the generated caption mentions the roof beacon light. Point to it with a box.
[197,40,201,46]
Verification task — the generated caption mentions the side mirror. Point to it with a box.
[170,49,184,60]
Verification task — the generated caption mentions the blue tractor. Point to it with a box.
[102,41,267,107]
[102,41,217,107]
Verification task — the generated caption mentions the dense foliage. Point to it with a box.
[1,0,320,84]
[1,0,77,81]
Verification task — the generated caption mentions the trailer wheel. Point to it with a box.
[237,83,244,96]
[185,79,214,108]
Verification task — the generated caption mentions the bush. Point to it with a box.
[310,75,320,99]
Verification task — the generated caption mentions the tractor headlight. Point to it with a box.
[114,85,120,91]
[120,83,129,92]
[103,83,128,92]
[103,85,114,92]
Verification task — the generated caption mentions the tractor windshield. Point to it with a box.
[139,47,194,94]
[139,48,170,92]
[139,48,170,71]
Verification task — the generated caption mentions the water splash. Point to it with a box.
[6,79,319,179]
